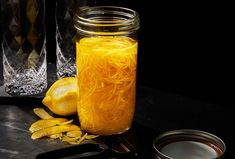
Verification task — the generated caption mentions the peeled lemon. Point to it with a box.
[42,77,77,116]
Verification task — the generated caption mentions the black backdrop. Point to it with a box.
[1,0,232,106]
[45,0,232,106]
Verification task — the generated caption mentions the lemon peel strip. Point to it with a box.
[66,130,82,138]
[49,133,63,139]
[57,119,74,126]
[29,118,68,133]
[31,125,79,139]
[66,133,88,145]
[85,135,99,140]
[33,108,54,119]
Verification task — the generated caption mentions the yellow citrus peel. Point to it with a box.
[49,133,63,139]
[66,130,82,138]
[76,36,137,135]
[29,108,99,145]
[29,118,68,133]
[31,125,79,140]
[33,108,54,119]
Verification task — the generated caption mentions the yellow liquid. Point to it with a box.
[76,36,138,135]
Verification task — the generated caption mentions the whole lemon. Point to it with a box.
[42,77,78,116]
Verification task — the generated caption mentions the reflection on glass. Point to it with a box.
[1,0,47,95]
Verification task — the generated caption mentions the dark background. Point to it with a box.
[45,0,233,106]
[0,1,234,157]
[1,0,233,106]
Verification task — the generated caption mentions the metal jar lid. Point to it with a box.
[153,129,226,159]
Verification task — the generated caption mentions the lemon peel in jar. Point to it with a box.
[76,36,137,135]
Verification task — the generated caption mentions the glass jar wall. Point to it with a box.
[74,6,140,135]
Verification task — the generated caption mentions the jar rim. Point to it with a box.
[74,6,140,36]
[153,129,226,159]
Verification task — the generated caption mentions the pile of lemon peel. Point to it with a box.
[29,108,98,145]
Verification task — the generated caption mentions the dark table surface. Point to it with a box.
[0,66,234,159]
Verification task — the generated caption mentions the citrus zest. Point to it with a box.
[76,36,137,135]
[33,108,54,119]
[49,133,63,139]
[31,125,79,139]
[29,118,68,133]
[29,108,98,145]
[66,130,82,138]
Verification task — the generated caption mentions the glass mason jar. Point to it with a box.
[74,6,140,135]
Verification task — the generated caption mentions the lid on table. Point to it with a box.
[153,129,226,159]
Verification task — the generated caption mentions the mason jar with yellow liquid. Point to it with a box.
[74,6,140,135]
